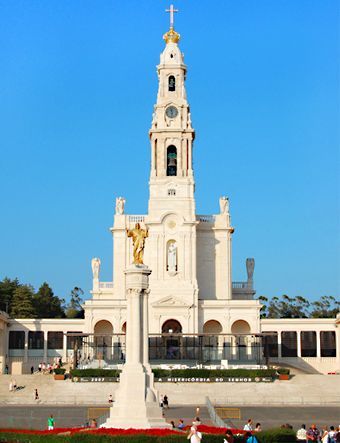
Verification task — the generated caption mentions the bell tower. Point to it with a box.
[148,6,195,220]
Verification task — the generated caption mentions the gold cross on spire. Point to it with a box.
[166,4,178,29]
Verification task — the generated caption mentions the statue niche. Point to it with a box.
[167,240,177,274]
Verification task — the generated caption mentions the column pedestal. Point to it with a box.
[102,265,170,429]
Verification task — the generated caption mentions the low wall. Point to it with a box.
[272,357,338,374]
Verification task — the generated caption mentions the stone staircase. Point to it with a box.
[1,373,339,406]
[0,374,118,405]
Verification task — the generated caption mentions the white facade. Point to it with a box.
[84,25,261,337]
[1,23,339,375]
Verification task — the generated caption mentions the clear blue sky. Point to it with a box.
[0,0,339,303]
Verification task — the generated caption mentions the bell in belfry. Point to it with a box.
[168,156,176,167]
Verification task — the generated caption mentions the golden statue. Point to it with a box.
[126,223,149,265]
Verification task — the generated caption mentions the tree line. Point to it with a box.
[0,277,84,319]
[0,277,338,320]
[258,294,339,319]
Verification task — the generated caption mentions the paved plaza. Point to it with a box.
[0,405,339,430]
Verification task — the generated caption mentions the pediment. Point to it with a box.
[152,295,189,308]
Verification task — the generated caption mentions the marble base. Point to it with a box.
[101,364,170,429]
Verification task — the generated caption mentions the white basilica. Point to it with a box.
[84,24,260,339]
[0,14,339,375]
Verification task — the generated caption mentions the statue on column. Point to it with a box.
[115,197,126,215]
[91,257,101,280]
[167,242,177,273]
[219,196,229,214]
[126,223,149,265]
[246,258,255,282]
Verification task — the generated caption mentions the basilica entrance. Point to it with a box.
[161,320,182,360]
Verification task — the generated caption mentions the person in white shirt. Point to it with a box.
[296,424,307,443]
[244,419,253,431]
[187,425,202,443]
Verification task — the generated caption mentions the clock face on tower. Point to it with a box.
[165,106,178,118]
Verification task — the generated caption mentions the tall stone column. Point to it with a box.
[336,314,340,372]
[102,265,170,429]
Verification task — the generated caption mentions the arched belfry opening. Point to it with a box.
[168,75,176,92]
[167,145,177,176]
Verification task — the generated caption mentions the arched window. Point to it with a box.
[168,75,175,92]
[167,145,177,176]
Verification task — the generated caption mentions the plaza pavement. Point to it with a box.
[0,405,339,430]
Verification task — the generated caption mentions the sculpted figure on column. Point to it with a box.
[246,258,255,281]
[219,196,229,214]
[126,223,149,265]
[91,257,101,280]
[115,197,126,215]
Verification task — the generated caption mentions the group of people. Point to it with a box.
[38,358,62,374]
[243,419,262,432]
[297,424,340,443]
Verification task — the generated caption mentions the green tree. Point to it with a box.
[263,294,310,318]
[0,277,20,313]
[310,296,339,318]
[10,285,35,318]
[258,295,269,318]
[33,282,65,318]
[65,287,84,318]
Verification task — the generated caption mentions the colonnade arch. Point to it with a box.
[93,320,113,360]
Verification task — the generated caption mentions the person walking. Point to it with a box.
[187,424,202,443]
[297,424,307,443]
[245,431,259,443]
[163,394,169,409]
[307,424,320,442]
[321,426,329,443]
[244,419,253,431]
[47,415,55,430]
[31,366,34,374]
[328,426,337,443]
[224,430,235,443]
[178,419,185,429]
[34,388,39,401]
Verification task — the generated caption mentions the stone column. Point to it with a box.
[297,331,301,357]
[62,333,67,362]
[43,331,48,362]
[188,139,193,176]
[24,330,28,363]
[336,314,340,372]
[142,289,150,367]
[277,331,282,358]
[316,331,321,358]
[102,265,170,429]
